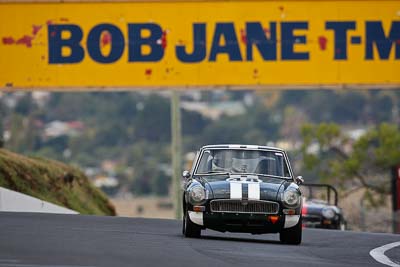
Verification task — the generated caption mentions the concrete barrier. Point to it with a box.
[0,187,78,214]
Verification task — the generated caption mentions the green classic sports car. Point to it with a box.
[301,184,346,230]
[182,144,304,245]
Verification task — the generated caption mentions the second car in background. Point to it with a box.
[301,184,346,230]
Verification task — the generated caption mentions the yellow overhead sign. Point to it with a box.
[0,0,399,89]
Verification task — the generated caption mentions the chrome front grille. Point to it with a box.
[210,199,279,214]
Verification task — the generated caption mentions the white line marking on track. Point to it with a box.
[370,241,400,267]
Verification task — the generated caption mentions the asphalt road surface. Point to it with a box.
[0,212,399,267]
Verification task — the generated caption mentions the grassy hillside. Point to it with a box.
[0,149,115,216]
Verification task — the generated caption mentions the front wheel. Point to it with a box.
[182,209,201,238]
[280,216,302,245]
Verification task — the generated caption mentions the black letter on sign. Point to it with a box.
[128,23,164,62]
[209,22,242,61]
[48,24,84,64]
[87,24,125,63]
[176,23,206,63]
[246,22,277,61]
[326,21,356,60]
[366,21,400,60]
[281,22,309,60]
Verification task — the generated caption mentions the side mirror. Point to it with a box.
[182,170,191,179]
[295,176,304,185]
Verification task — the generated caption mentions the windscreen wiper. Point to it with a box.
[240,173,291,179]
[196,171,231,176]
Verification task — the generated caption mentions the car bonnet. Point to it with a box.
[200,174,287,201]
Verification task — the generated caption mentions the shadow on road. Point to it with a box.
[199,234,283,245]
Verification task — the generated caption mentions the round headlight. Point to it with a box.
[322,207,336,219]
[189,186,206,204]
[283,190,300,207]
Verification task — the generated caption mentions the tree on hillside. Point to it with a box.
[278,90,399,125]
[301,123,400,207]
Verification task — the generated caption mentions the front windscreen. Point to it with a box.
[195,149,291,178]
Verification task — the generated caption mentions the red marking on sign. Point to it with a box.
[279,6,284,12]
[32,25,42,36]
[264,28,270,39]
[145,69,152,76]
[318,36,328,50]
[161,30,167,49]
[240,29,247,44]
[16,35,33,48]
[60,18,69,22]
[46,20,54,25]
[101,31,111,47]
[336,48,341,54]
[253,68,259,79]
[2,36,15,45]
[50,31,57,37]
[396,39,400,45]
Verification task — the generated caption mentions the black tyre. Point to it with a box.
[182,209,201,238]
[280,216,302,245]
